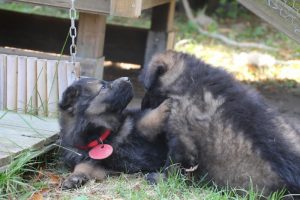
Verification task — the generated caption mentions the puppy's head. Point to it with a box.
[140,50,186,109]
[59,77,133,117]
[59,77,133,146]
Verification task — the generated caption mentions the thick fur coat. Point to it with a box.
[59,77,168,189]
[140,50,300,195]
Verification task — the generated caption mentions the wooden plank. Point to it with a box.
[66,62,80,85]
[37,59,47,116]
[26,57,37,114]
[110,0,142,18]
[0,111,59,168]
[46,60,59,117]
[6,55,18,111]
[17,56,27,113]
[0,10,148,65]
[77,13,106,78]
[238,0,300,44]
[0,54,7,110]
[57,61,68,101]
[12,0,111,15]
[142,0,170,10]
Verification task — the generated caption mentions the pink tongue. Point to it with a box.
[89,144,113,159]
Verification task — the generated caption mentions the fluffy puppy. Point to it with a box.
[59,77,169,189]
[139,50,300,195]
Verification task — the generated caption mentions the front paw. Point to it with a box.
[145,172,166,185]
[62,173,89,190]
[158,98,172,114]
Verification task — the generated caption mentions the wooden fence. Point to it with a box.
[0,54,80,117]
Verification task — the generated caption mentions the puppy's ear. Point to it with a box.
[59,86,79,110]
[141,63,167,90]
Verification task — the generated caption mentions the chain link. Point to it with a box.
[69,0,79,80]
[69,0,77,64]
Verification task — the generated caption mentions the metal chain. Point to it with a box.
[69,0,79,80]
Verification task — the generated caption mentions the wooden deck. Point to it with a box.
[0,111,59,170]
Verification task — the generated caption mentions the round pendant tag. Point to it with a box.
[89,144,113,160]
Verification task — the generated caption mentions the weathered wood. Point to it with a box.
[144,0,175,67]
[0,111,59,168]
[77,13,106,78]
[57,61,68,101]
[17,56,27,113]
[12,0,171,17]
[37,59,47,116]
[110,0,141,18]
[238,0,300,44]
[6,55,18,111]
[12,0,111,15]
[47,60,59,117]
[142,0,170,9]
[0,10,148,65]
[0,55,7,110]
[26,57,38,114]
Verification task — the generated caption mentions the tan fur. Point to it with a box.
[148,51,185,88]
[137,99,171,140]
[168,91,282,194]
[273,116,300,155]
[73,162,107,180]
[113,117,133,144]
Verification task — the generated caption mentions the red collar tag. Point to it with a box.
[77,129,113,160]
[89,144,113,159]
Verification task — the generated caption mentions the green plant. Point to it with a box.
[0,150,45,199]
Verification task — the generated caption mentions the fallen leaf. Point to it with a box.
[29,192,43,200]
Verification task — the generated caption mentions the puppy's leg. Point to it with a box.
[137,99,171,141]
[146,136,199,184]
[62,161,107,189]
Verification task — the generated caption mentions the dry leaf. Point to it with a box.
[29,192,43,200]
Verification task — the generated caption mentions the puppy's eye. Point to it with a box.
[157,65,166,75]
[101,85,107,90]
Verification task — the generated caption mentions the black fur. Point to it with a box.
[59,77,168,188]
[140,51,300,194]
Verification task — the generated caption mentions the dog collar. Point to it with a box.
[77,129,111,150]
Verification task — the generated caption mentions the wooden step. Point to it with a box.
[0,111,59,170]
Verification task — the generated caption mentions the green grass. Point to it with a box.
[0,2,298,199]
[51,170,286,200]
[0,150,46,199]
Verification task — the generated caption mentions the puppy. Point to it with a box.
[59,77,169,189]
[139,50,300,195]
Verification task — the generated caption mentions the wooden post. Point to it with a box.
[0,54,7,110]
[17,56,27,113]
[144,0,175,67]
[77,13,106,78]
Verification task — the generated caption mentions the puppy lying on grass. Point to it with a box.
[140,50,300,196]
[59,77,169,189]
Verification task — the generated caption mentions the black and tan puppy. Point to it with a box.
[140,50,300,195]
[59,77,169,189]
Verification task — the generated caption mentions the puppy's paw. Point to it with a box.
[158,98,172,114]
[62,173,89,190]
[145,172,166,185]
